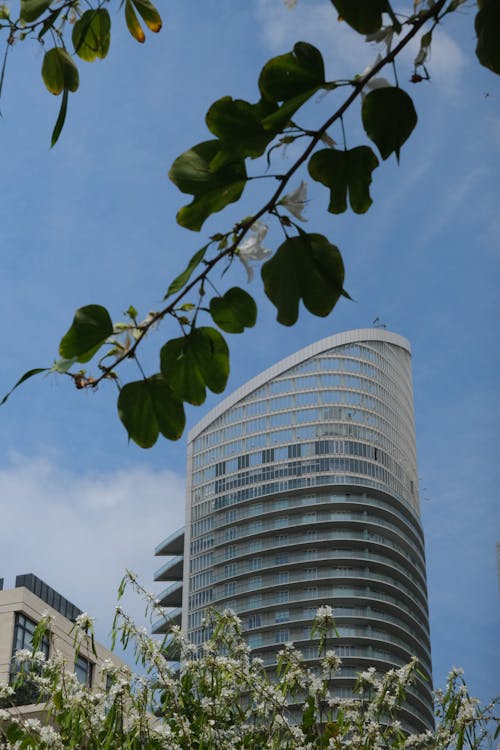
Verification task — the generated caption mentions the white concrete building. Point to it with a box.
[154,329,434,732]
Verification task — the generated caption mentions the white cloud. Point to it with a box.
[0,455,185,650]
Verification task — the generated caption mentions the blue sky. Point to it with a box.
[0,0,498,704]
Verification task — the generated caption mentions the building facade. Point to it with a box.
[0,574,124,716]
[154,329,433,732]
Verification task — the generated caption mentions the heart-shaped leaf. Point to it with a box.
[169,140,247,231]
[259,42,325,103]
[362,87,417,162]
[117,375,185,448]
[262,233,348,326]
[160,327,229,404]
[308,146,379,213]
[209,287,257,333]
[59,304,113,362]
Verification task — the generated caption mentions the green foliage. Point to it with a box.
[330,0,387,34]
[41,47,79,95]
[164,245,208,299]
[206,96,279,162]
[19,0,51,23]
[262,232,347,326]
[0,368,48,406]
[168,141,247,231]
[209,287,257,333]
[308,146,379,214]
[131,0,162,33]
[1,0,499,447]
[72,10,111,62]
[362,87,417,162]
[160,327,229,405]
[117,376,185,447]
[475,0,500,75]
[59,305,113,363]
[259,42,325,102]
[0,581,497,750]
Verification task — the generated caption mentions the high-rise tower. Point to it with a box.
[154,329,433,732]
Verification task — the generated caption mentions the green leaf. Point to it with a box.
[37,7,63,41]
[125,0,145,43]
[169,140,247,231]
[59,304,113,362]
[164,245,208,299]
[258,42,325,102]
[41,47,79,95]
[209,287,257,333]
[160,327,229,405]
[308,146,379,214]
[261,89,317,132]
[131,0,162,32]
[206,97,278,161]
[361,87,417,162]
[475,0,500,75]
[0,368,48,406]
[50,87,68,147]
[117,375,185,448]
[329,0,387,34]
[72,9,111,62]
[261,232,347,326]
[20,0,51,23]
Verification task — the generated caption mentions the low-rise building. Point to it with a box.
[0,573,124,717]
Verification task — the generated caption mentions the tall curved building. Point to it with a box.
[157,329,433,732]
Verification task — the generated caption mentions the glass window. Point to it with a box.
[277,590,289,603]
[277,571,289,584]
[248,614,261,629]
[12,613,49,658]
[238,454,250,470]
[247,633,262,648]
[275,610,289,623]
[275,629,289,643]
[75,654,93,687]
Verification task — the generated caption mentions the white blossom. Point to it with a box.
[75,612,95,630]
[237,221,272,282]
[280,180,308,221]
[315,604,335,623]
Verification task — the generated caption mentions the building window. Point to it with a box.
[275,629,289,643]
[12,613,49,657]
[10,613,50,705]
[215,461,226,477]
[248,614,261,629]
[275,610,289,623]
[238,454,249,470]
[277,590,289,603]
[75,654,93,687]
[288,444,302,459]
[277,571,289,584]
[262,448,275,463]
